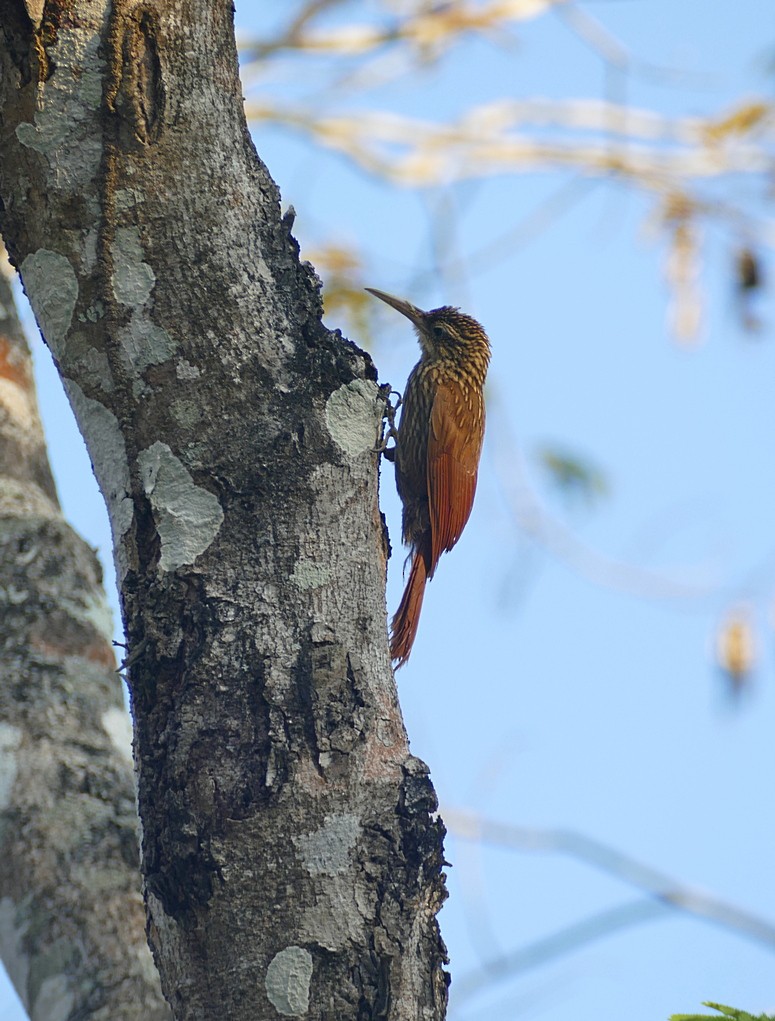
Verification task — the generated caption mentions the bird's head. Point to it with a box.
[366,288,491,378]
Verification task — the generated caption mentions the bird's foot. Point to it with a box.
[375,385,402,455]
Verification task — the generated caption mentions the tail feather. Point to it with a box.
[390,541,430,668]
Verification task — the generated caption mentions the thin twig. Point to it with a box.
[451,899,668,1011]
[555,2,719,88]
[489,393,721,602]
[445,807,775,951]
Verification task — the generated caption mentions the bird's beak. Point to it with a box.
[365,288,425,328]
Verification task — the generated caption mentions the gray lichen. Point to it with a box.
[15,28,103,189]
[265,946,313,1017]
[290,559,331,591]
[0,723,21,811]
[138,442,224,572]
[293,814,360,876]
[63,381,134,550]
[20,251,78,348]
[325,379,381,458]
[0,898,29,1009]
[112,228,156,307]
[118,319,175,374]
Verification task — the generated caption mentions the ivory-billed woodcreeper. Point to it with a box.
[366,288,491,667]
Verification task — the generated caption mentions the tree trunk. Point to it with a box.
[0,2,448,1019]
[0,266,170,1018]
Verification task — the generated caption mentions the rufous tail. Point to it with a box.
[390,540,430,668]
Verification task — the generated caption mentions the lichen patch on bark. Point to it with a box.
[325,379,381,457]
[0,724,21,812]
[297,880,366,952]
[0,898,29,1010]
[175,359,201,380]
[138,441,224,571]
[265,946,314,1017]
[20,250,78,347]
[293,813,360,875]
[290,559,331,591]
[112,227,156,307]
[118,318,175,375]
[31,972,74,1021]
[63,381,133,560]
[14,28,104,188]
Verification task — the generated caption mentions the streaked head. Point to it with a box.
[365,288,491,375]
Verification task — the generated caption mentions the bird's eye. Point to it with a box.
[432,324,445,340]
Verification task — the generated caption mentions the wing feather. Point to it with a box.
[427,381,484,576]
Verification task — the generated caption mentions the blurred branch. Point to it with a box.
[490,394,720,601]
[240,0,563,62]
[238,0,347,60]
[245,98,775,187]
[242,1,773,348]
[451,899,668,1011]
[554,2,718,87]
[445,807,775,951]
[408,175,598,296]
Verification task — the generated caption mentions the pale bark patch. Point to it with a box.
[101,707,134,764]
[293,813,360,875]
[22,0,45,29]
[0,377,36,433]
[0,478,59,518]
[0,724,21,811]
[31,973,74,1021]
[20,251,78,347]
[63,381,133,562]
[80,229,99,275]
[112,227,156,307]
[265,946,314,1017]
[325,378,381,457]
[0,898,29,1009]
[138,441,224,571]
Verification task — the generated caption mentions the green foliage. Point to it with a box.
[670,1002,775,1021]
[535,445,608,505]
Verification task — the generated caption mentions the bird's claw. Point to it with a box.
[375,385,402,455]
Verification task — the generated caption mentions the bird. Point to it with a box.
[366,288,491,667]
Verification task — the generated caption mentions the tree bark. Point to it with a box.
[0,265,170,1018]
[0,2,448,1019]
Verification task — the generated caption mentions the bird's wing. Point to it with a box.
[427,380,484,576]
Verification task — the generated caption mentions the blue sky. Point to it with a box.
[3,2,775,1018]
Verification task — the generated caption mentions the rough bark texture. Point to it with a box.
[0,267,170,1018]
[0,2,449,1019]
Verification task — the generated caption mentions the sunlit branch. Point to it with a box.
[245,99,774,189]
[239,0,564,62]
[450,899,668,1012]
[444,807,775,952]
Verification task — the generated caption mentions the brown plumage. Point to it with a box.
[366,288,491,667]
